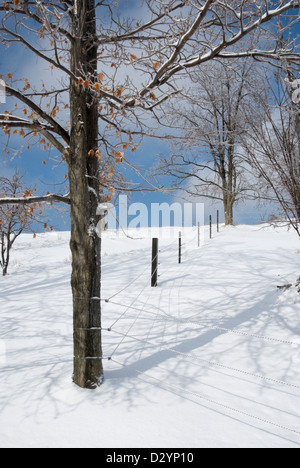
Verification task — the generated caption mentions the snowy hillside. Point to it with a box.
[0,224,300,448]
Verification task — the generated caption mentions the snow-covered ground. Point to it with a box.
[0,224,300,448]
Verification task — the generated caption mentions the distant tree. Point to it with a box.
[0,172,35,276]
[158,59,259,225]
[242,70,300,236]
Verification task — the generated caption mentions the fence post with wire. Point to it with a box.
[151,238,159,287]
[99,223,300,437]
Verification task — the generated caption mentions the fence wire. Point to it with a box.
[111,357,300,437]
[76,223,300,437]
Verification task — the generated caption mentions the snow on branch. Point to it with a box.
[0,114,67,155]
[3,85,70,144]
[0,193,71,206]
[139,0,300,93]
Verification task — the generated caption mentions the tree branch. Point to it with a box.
[0,26,75,79]
[0,3,74,42]
[3,85,70,145]
[95,1,187,46]
[141,0,300,91]
[0,114,67,155]
[0,193,71,206]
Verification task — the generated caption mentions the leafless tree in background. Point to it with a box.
[242,69,300,236]
[0,171,35,276]
[157,59,262,225]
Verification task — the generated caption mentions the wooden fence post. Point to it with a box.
[209,215,212,239]
[178,231,182,264]
[151,238,158,287]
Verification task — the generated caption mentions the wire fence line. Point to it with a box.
[100,224,300,436]
[105,328,300,390]
[103,232,182,302]
[75,222,227,311]
[100,225,300,348]
[76,222,300,436]
[110,357,300,437]
[101,220,211,305]
[75,224,300,351]
[101,234,178,328]
[102,298,300,348]
[106,260,152,302]
[108,276,153,332]
[102,223,212,313]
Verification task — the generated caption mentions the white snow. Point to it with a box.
[0,224,300,448]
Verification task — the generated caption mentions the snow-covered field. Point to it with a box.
[0,224,300,448]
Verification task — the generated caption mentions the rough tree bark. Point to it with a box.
[68,0,103,389]
[222,141,237,226]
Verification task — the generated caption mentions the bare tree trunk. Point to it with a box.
[1,231,8,277]
[222,141,236,226]
[224,196,234,226]
[2,247,9,276]
[68,0,103,389]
